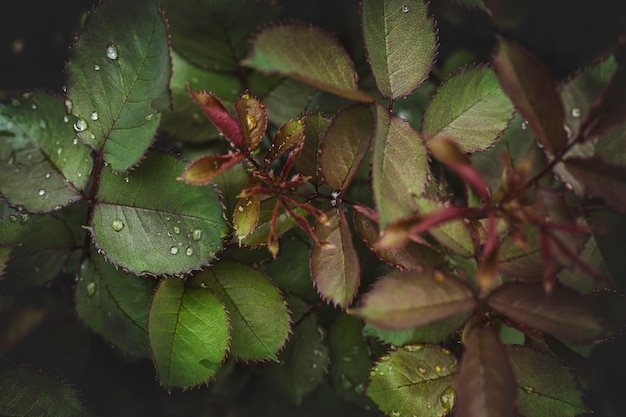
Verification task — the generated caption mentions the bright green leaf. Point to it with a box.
[361,0,436,99]
[0,93,92,213]
[65,0,171,172]
[423,66,514,152]
[148,277,230,389]
[75,251,156,358]
[367,345,459,417]
[90,152,228,276]
[196,260,290,361]
[372,105,430,227]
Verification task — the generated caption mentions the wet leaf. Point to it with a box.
[188,88,244,148]
[75,251,155,358]
[65,0,171,172]
[487,282,608,344]
[264,118,305,166]
[320,104,374,190]
[243,22,374,103]
[311,208,360,308]
[0,93,92,213]
[0,367,94,417]
[196,260,290,361]
[178,152,246,185]
[367,345,459,417]
[351,269,476,330]
[295,111,331,183]
[492,37,568,154]
[456,324,517,417]
[234,92,268,150]
[372,105,430,227]
[362,312,469,345]
[91,152,228,276]
[361,0,437,99]
[580,64,626,140]
[148,277,230,390]
[564,157,626,212]
[233,178,261,244]
[423,66,514,152]
[507,345,587,417]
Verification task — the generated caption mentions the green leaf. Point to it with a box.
[75,251,156,358]
[261,312,330,405]
[238,198,303,248]
[350,269,476,330]
[366,345,459,417]
[416,197,475,257]
[65,0,171,172]
[320,104,373,190]
[0,214,76,293]
[195,260,290,361]
[311,208,360,308]
[507,345,587,417]
[242,22,374,103]
[160,0,279,72]
[361,0,437,99]
[372,105,430,227]
[148,277,230,389]
[492,37,568,154]
[564,157,626,212]
[0,367,94,417]
[264,118,305,166]
[295,111,331,183]
[455,324,517,417]
[362,312,469,346]
[0,93,92,213]
[487,282,607,344]
[90,152,228,276]
[423,66,515,153]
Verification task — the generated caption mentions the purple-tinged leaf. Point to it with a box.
[264,118,305,166]
[350,269,476,330]
[188,87,244,148]
[372,105,430,227]
[492,37,568,154]
[310,208,360,308]
[456,324,517,417]
[320,104,374,190]
[242,22,374,103]
[178,152,245,185]
[361,0,437,99]
[233,92,268,151]
[580,64,626,141]
[487,282,608,344]
[295,112,331,183]
[238,198,305,249]
[564,156,626,212]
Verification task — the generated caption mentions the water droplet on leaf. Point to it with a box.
[94,64,100,71]
[90,111,99,121]
[245,114,257,130]
[45,172,51,179]
[64,98,73,114]
[73,118,87,132]
[402,5,409,12]
[86,282,96,297]
[170,246,179,255]
[38,189,45,196]
[106,43,118,60]
[111,219,124,232]
[186,247,194,256]
[192,228,203,241]
[521,121,528,130]
[571,107,581,118]
[440,387,456,411]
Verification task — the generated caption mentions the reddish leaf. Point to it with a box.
[492,37,568,154]
[233,92,268,150]
[264,118,305,166]
[310,208,360,308]
[456,324,517,417]
[319,104,374,190]
[295,112,331,184]
[188,86,244,148]
[580,64,626,140]
[350,269,476,330]
[178,152,245,185]
[564,156,626,212]
[487,282,608,344]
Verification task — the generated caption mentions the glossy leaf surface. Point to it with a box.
[148,277,230,389]
[234,92,268,150]
[91,152,228,275]
[65,0,170,172]
[361,0,436,99]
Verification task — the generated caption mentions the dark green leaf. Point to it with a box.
[487,282,608,344]
[75,251,156,358]
[564,157,626,212]
[423,66,514,152]
[233,186,261,244]
[367,345,459,417]
[195,260,290,361]
[148,277,230,389]
[160,0,279,72]
[242,22,374,103]
[372,105,430,227]
[361,0,436,99]
[415,197,475,257]
[507,345,587,417]
[0,93,92,213]
[362,312,469,345]
[350,269,476,330]
[295,111,331,183]
[492,37,568,154]
[91,152,228,276]
[456,324,517,417]
[0,367,94,417]
[238,198,304,248]
[65,0,171,172]
[311,208,360,308]
[580,64,626,141]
